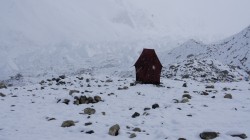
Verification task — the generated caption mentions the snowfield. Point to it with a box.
[0,74,250,140]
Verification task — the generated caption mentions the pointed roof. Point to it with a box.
[134,48,162,67]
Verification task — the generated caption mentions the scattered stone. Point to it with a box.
[132,112,140,118]
[231,133,247,139]
[152,103,159,109]
[206,85,215,89]
[86,130,94,134]
[182,94,191,99]
[129,133,136,138]
[0,92,6,97]
[94,96,102,102]
[173,99,179,103]
[144,107,151,111]
[102,112,106,115]
[0,82,7,89]
[46,117,56,121]
[182,83,187,87]
[130,83,136,86]
[211,96,216,98]
[86,79,90,82]
[108,124,120,136]
[178,138,186,140]
[62,99,70,105]
[84,108,96,115]
[184,91,189,93]
[132,127,141,132]
[59,75,66,79]
[201,91,209,96]
[181,98,189,103]
[118,86,129,90]
[200,131,219,139]
[69,90,80,95]
[224,94,232,99]
[106,79,113,82]
[84,122,92,126]
[61,120,75,127]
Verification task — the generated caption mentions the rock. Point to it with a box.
[0,92,6,97]
[144,107,151,111]
[182,94,191,99]
[102,112,106,115]
[182,83,187,87]
[106,79,113,82]
[86,79,90,82]
[173,99,179,103]
[94,96,102,102]
[231,133,247,139]
[61,120,75,127]
[108,124,120,136]
[182,74,189,79]
[152,103,159,109]
[79,96,87,104]
[118,86,129,90]
[86,130,94,134]
[200,131,218,139]
[69,90,80,95]
[178,138,186,140]
[62,99,70,105]
[130,83,136,86]
[84,122,92,126]
[205,85,214,88]
[132,112,140,118]
[59,75,66,79]
[87,97,94,104]
[224,94,232,99]
[181,98,189,103]
[201,91,209,96]
[132,127,141,132]
[129,133,136,138]
[0,82,7,89]
[84,108,96,115]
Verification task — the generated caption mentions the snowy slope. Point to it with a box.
[161,25,250,73]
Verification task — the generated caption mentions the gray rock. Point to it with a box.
[231,133,247,139]
[108,124,120,136]
[61,120,75,127]
[200,131,218,139]
[94,96,102,102]
[182,83,187,87]
[181,98,189,103]
[205,85,215,89]
[0,82,7,89]
[85,122,92,126]
[0,92,6,97]
[224,94,232,99]
[178,138,186,140]
[129,133,136,138]
[84,108,96,115]
[69,90,80,95]
[132,112,140,118]
[152,103,159,109]
[62,99,70,105]
[86,130,94,134]
[182,94,191,99]
[79,96,87,104]
[132,127,141,132]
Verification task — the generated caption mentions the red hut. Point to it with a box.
[134,48,163,84]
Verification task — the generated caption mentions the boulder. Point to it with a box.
[132,112,140,118]
[129,133,136,138]
[0,82,7,89]
[61,120,75,127]
[182,94,191,99]
[0,92,6,97]
[200,131,218,139]
[224,94,232,99]
[152,103,159,109]
[84,108,96,115]
[108,124,120,136]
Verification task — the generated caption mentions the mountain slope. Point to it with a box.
[161,25,250,73]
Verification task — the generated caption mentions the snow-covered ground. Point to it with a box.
[1,74,250,140]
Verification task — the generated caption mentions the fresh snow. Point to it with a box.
[1,75,250,140]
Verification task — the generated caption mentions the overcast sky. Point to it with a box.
[144,0,250,42]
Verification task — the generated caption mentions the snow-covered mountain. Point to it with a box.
[161,25,250,75]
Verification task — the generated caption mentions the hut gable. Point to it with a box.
[134,48,163,84]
